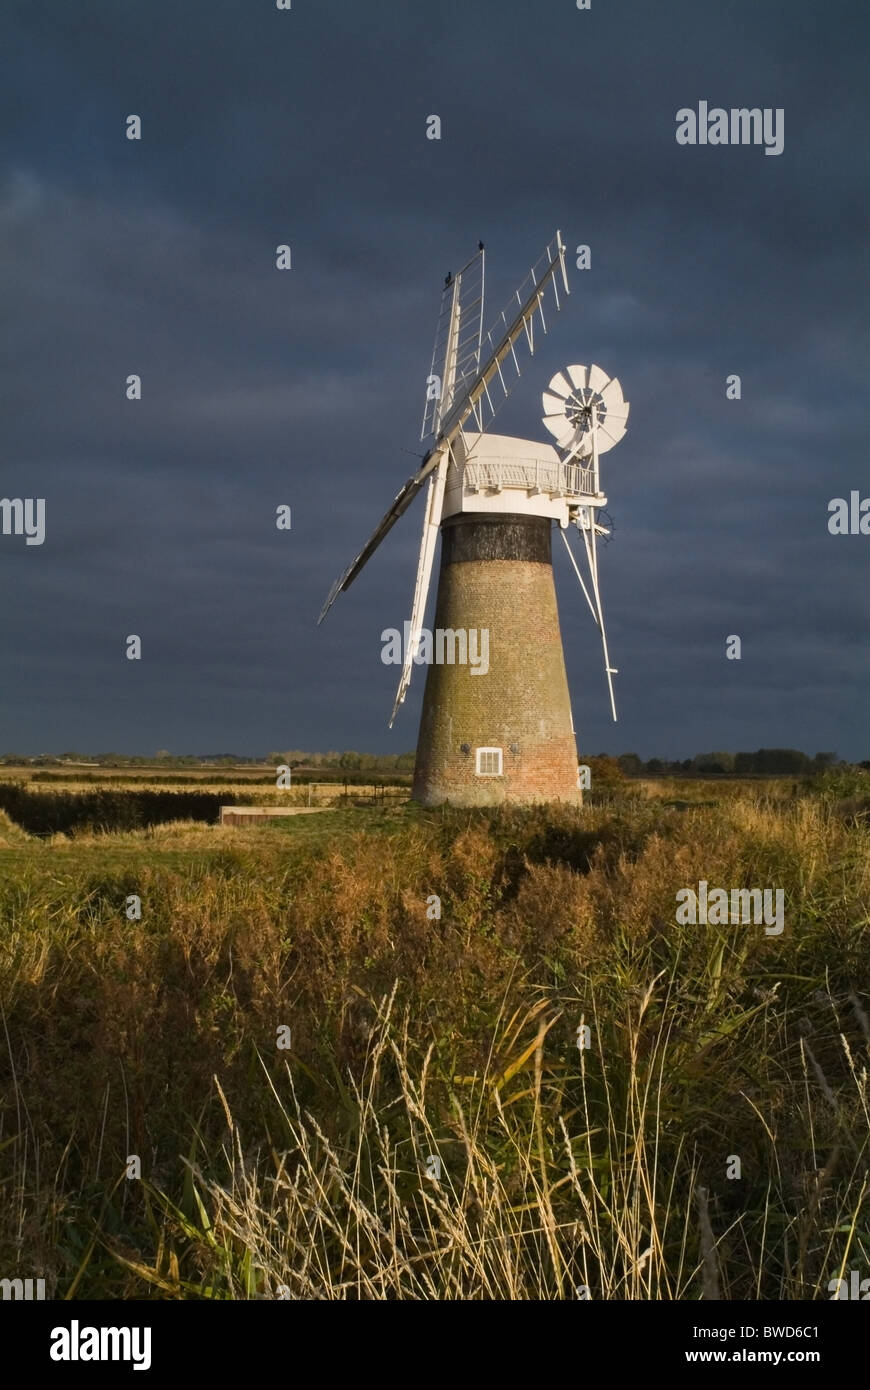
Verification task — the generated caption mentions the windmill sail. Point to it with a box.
[437,231,570,444]
[318,231,571,628]
[421,247,485,441]
[389,448,450,725]
[317,460,439,623]
[392,248,479,720]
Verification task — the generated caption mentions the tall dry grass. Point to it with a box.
[0,791,867,1298]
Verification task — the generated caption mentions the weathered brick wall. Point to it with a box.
[412,514,582,806]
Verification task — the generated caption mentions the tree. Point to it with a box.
[584,755,626,787]
[735,748,811,775]
[812,752,837,769]
[692,751,735,773]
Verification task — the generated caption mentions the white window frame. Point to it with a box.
[475,746,503,777]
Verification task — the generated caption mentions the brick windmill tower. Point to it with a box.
[319,232,629,806]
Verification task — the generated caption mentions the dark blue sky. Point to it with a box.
[1,0,868,760]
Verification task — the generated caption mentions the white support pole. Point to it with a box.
[560,526,599,627]
[587,418,618,722]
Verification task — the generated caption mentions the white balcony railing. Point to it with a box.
[462,457,596,497]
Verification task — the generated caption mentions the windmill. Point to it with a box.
[318,231,630,805]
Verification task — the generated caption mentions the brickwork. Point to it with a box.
[412,514,582,807]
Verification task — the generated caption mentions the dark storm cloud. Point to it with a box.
[1,0,867,758]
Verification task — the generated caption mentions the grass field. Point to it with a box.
[0,772,868,1299]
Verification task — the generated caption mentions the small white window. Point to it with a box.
[475,747,503,777]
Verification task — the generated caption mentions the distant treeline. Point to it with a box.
[30,770,413,787]
[1,748,865,778]
[0,751,417,774]
[614,749,852,776]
